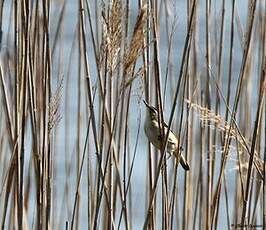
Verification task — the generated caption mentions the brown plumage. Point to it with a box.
[143,100,190,171]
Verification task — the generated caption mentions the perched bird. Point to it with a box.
[143,100,190,171]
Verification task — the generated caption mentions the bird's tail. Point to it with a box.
[174,150,190,171]
[180,154,190,171]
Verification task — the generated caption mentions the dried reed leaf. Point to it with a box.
[123,65,145,89]
[235,9,244,50]
[238,156,265,180]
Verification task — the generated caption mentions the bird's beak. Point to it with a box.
[143,100,149,108]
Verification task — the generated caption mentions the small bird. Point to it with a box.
[143,100,190,171]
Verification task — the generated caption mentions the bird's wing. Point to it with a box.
[163,121,174,132]
[167,133,177,148]
[156,123,172,139]
[156,121,176,147]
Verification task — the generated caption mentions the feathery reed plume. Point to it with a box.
[48,76,63,133]
[102,0,122,73]
[185,99,242,141]
[123,4,147,86]
[185,100,246,145]
[185,99,264,178]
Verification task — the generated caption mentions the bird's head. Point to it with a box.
[143,100,158,120]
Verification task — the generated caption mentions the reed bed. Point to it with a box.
[0,0,265,229]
